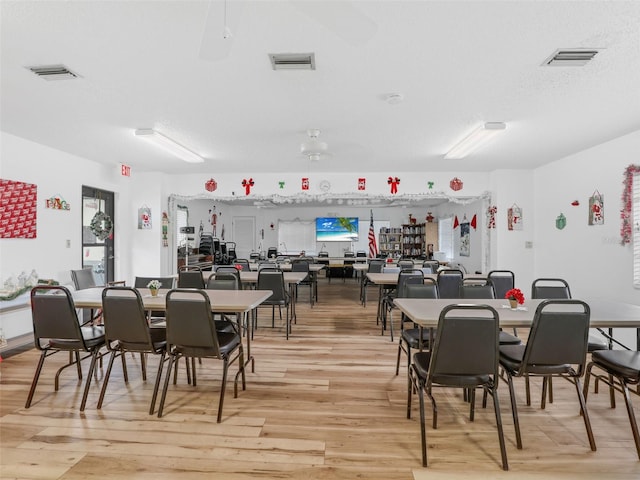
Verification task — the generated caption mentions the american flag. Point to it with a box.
[368,210,378,258]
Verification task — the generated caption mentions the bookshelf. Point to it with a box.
[402,223,426,258]
[378,227,402,257]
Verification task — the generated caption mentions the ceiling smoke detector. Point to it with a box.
[300,129,328,161]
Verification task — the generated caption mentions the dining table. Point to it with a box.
[72,287,273,373]
[393,297,640,349]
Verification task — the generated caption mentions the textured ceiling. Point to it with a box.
[2,1,639,176]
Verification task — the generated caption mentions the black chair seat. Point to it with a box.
[49,326,105,349]
[401,328,431,350]
[591,350,640,380]
[499,344,573,375]
[499,331,521,345]
[414,351,492,387]
[175,333,241,359]
[588,334,608,352]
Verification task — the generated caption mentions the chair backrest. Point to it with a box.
[178,270,205,289]
[206,276,239,290]
[519,300,590,375]
[486,270,515,300]
[71,268,97,290]
[383,266,400,274]
[460,284,495,299]
[258,261,278,271]
[423,260,440,272]
[398,260,414,271]
[30,285,86,350]
[249,252,260,261]
[102,287,154,351]
[134,276,175,290]
[267,247,278,259]
[178,265,201,272]
[368,259,385,274]
[257,269,287,302]
[436,269,464,299]
[428,304,500,381]
[165,289,221,356]
[356,251,367,258]
[396,269,425,298]
[291,259,310,273]
[344,251,355,265]
[531,278,571,299]
[405,281,439,299]
[318,251,329,257]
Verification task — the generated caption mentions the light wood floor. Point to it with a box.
[1,278,639,479]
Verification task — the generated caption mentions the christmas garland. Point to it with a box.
[620,164,640,244]
[90,211,113,240]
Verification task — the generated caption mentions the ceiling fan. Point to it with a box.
[300,129,329,161]
[199,0,378,62]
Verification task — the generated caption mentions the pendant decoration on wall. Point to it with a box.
[487,205,497,229]
[427,181,434,189]
[137,205,152,230]
[204,178,217,192]
[453,215,459,229]
[358,178,366,191]
[620,165,640,244]
[0,179,37,238]
[279,181,285,189]
[470,214,477,230]
[388,176,400,194]
[209,205,218,236]
[45,194,70,210]
[162,211,169,247]
[571,200,580,206]
[589,190,604,226]
[460,221,470,256]
[242,178,254,195]
[507,204,523,231]
[90,211,113,240]
[556,213,567,230]
[449,177,463,191]
[221,224,225,240]
[301,178,309,191]
[426,212,434,223]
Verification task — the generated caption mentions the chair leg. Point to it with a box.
[574,377,597,451]
[217,358,230,423]
[506,373,523,449]
[25,350,48,408]
[417,378,428,467]
[79,349,101,411]
[395,340,403,376]
[149,352,167,415]
[620,379,640,459]
[427,386,438,429]
[490,386,509,471]
[525,374,531,406]
[158,354,176,418]
[469,388,476,421]
[97,350,118,409]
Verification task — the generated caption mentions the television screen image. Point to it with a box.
[316,217,359,242]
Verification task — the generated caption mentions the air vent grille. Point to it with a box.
[542,49,600,67]
[269,53,315,70]
[27,64,78,80]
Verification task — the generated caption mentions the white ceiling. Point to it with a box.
[2,0,640,177]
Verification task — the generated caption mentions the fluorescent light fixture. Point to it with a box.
[134,129,204,163]
[444,122,506,159]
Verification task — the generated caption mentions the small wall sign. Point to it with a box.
[45,195,70,210]
[121,164,131,177]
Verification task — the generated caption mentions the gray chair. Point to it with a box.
[71,267,101,324]
[177,269,205,289]
[408,304,508,470]
[206,276,242,334]
[233,259,251,272]
[384,269,424,341]
[158,289,245,422]
[422,260,439,273]
[584,349,640,459]
[291,258,314,306]
[436,269,463,299]
[256,269,291,339]
[361,259,385,307]
[25,285,105,411]
[97,287,167,414]
[487,270,515,301]
[395,280,439,375]
[499,299,596,451]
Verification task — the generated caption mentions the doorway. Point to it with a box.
[81,186,115,284]
[232,216,255,259]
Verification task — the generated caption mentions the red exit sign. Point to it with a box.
[121,164,131,177]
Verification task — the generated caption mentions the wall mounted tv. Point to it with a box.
[316,217,359,242]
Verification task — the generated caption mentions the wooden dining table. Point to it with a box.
[72,287,273,372]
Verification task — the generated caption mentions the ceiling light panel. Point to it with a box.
[444,122,506,160]
[134,129,204,163]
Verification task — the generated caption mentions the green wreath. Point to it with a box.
[90,211,113,240]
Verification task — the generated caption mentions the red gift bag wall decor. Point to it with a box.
[0,179,37,238]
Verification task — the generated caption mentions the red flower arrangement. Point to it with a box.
[234,264,243,271]
[505,288,525,305]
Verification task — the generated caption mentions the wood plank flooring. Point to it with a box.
[1,277,639,479]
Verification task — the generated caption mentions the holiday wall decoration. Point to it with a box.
[205,178,217,192]
[507,204,523,230]
[279,181,285,189]
[138,205,152,229]
[209,205,218,236]
[588,191,604,226]
[45,195,70,210]
[449,177,463,191]
[387,176,400,194]
[0,179,37,238]
[358,178,366,191]
[162,212,169,247]
[242,178,254,195]
[620,165,639,244]
[301,178,309,190]
[556,213,567,230]
[460,221,470,256]
[487,205,497,229]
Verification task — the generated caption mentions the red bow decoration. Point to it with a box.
[387,176,400,194]
[241,178,254,195]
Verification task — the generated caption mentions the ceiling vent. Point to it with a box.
[269,53,315,70]
[27,64,79,80]
[542,49,600,67]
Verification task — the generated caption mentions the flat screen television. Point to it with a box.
[316,217,359,242]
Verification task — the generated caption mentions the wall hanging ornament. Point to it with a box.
[387,176,400,194]
[241,178,254,195]
[162,211,169,247]
[427,181,434,189]
[279,181,285,189]
[90,211,113,240]
[209,205,218,236]
[301,178,309,190]
[470,214,477,230]
[204,178,217,192]
[507,204,523,231]
[137,205,152,230]
[460,221,470,257]
[0,179,37,238]
[620,165,640,244]
[453,215,459,229]
[449,177,463,191]
[487,205,497,229]
[358,178,366,191]
[426,212,434,223]
[45,194,70,210]
[556,213,567,230]
[589,190,604,226]
[221,224,225,240]
[571,200,580,206]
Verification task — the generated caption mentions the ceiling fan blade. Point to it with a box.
[199,0,245,62]
[292,1,377,46]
